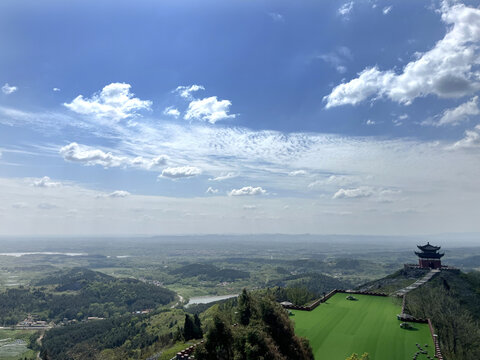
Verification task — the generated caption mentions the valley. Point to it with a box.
[0,235,479,359]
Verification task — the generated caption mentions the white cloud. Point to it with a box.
[338,2,354,17]
[325,3,480,108]
[184,96,236,124]
[106,190,130,198]
[209,172,236,181]
[60,142,167,169]
[32,176,61,188]
[325,67,395,108]
[131,155,169,168]
[175,85,205,99]
[366,119,376,125]
[435,96,480,126]
[53,87,61,92]
[450,125,480,149]
[333,187,374,199]
[289,170,308,176]
[2,83,17,95]
[151,155,169,167]
[64,83,152,122]
[229,186,267,196]
[160,166,202,179]
[163,106,180,118]
[60,142,129,168]
[243,205,257,210]
[268,12,284,22]
[326,175,354,186]
[383,6,392,15]
[206,187,219,194]
[307,180,323,189]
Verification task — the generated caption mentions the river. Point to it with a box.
[186,294,238,306]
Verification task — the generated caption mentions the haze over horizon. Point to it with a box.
[1,0,480,236]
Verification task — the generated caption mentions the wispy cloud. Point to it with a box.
[32,176,61,188]
[229,186,266,196]
[449,125,480,150]
[424,96,479,127]
[288,170,308,176]
[38,202,57,210]
[2,83,18,95]
[163,106,180,118]
[175,84,205,99]
[105,190,130,198]
[209,172,236,181]
[315,46,353,74]
[268,12,284,22]
[338,2,354,18]
[206,187,219,194]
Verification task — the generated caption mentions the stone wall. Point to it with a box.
[281,289,387,311]
[171,341,204,360]
[428,319,444,360]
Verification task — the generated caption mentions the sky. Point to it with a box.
[1,0,480,236]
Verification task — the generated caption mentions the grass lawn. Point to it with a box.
[292,293,435,360]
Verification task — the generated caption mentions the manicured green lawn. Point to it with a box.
[292,293,434,360]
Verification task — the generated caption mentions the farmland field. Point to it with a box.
[0,329,37,360]
[292,293,435,360]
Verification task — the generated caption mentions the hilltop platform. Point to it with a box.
[292,293,434,360]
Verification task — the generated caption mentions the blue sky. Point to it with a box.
[1,0,480,236]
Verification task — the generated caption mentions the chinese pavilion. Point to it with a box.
[415,242,444,269]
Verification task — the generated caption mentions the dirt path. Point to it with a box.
[36,332,45,359]
[171,294,184,308]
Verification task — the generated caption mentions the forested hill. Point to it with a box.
[169,263,249,281]
[405,270,480,360]
[194,290,314,360]
[0,268,175,324]
[34,267,114,291]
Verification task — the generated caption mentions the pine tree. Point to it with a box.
[193,313,203,339]
[238,288,252,326]
[183,314,196,341]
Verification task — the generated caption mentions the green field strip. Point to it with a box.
[292,294,434,360]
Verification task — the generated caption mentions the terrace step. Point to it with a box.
[393,270,440,297]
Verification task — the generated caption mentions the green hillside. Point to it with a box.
[0,268,175,324]
[405,271,480,360]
